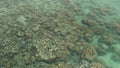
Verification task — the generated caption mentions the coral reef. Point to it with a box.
[82,46,97,61]
[111,53,120,63]
[79,60,106,68]
[95,44,108,56]
[82,18,98,27]
[89,62,106,68]
[110,23,120,34]
[98,34,116,45]
[84,29,94,42]
[0,0,119,68]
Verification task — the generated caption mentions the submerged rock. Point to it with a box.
[90,62,106,68]
[111,54,120,63]
[82,18,98,27]
[82,46,97,61]
[79,60,106,68]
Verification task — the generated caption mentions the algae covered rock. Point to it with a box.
[82,18,98,27]
[111,23,120,34]
[35,41,57,63]
[95,44,108,56]
[90,62,106,68]
[84,29,94,42]
[98,33,116,45]
[82,46,97,61]
[111,53,120,63]
[79,60,106,68]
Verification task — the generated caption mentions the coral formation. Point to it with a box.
[82,46,97,61]
[0,0,119,68]
[111,23,120,34]
[111,54,120,63]
[79,60,106,68]
[82,18,98,27]
[89,62,106,68]
[98,33,116,45]
[95,44,108,56]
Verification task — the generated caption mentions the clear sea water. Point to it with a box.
[0,0,120,68]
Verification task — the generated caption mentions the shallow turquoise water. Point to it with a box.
[0,0,120,68]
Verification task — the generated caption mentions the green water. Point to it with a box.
[0,0,120,68]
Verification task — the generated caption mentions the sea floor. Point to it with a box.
[0,0,120,68]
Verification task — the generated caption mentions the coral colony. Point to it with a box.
[0,0,120,68]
